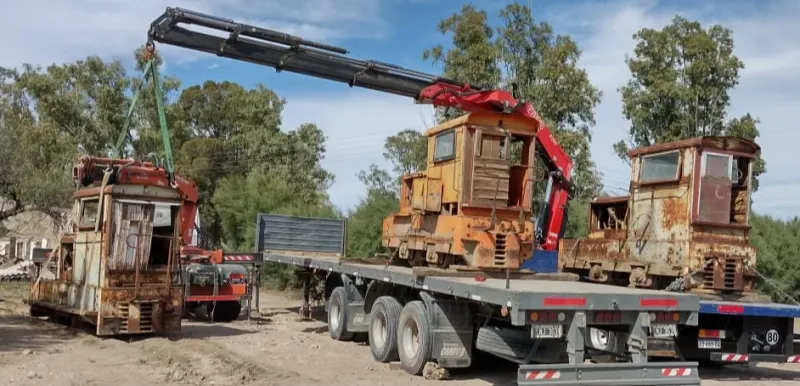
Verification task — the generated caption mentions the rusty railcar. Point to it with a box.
[559,136,763,301]
[381,112,538,270]
[29,161,185,335]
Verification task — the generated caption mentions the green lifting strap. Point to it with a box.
[110,45,175,183]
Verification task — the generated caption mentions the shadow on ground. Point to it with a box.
[446,351,519,386]
[0,314,80,353]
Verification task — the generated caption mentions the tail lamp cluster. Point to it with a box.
[530,311,567,323]
[650,312,681,322]
[593,311,623,323]
[698,329,725,339]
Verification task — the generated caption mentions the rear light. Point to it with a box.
[530,311,566,322]
[698,329,725,339]
[650,312,681,322]
[593,311,623,323]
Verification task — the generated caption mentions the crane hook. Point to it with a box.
[144,41,156,60]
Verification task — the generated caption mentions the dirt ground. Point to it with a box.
[1,283,800,386]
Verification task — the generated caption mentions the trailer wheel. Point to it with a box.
[328,287,353,341]
[397,300,432,375]
[587,327,619,363]
[369,296,402,362]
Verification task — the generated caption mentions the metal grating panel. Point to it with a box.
[256,213,346,256]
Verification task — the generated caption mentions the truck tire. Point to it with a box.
[397,300,432,375]
[475,326,535,362]
[586,327,619,363]
[207,301,242,322]
[369,296,402,362]
[328,287,353,341]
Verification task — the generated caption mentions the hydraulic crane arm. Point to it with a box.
[147,7,573,251]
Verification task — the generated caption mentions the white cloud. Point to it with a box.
[562,0,800,219]
[0,0,386,68]
[281,90,434,212]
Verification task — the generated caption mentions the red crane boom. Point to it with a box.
[147,7,574,251]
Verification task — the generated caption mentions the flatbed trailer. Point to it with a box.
[256,213,703,385]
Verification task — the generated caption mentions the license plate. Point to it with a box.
[698,338,722,349]
[532,324,563,339]
[651,324,678,338]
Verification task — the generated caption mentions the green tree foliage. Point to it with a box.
[617,16,766,190]
[129,45,188,160]
[346,165,400,258]
[422,2,603,198]
[383,129,427,176]
[0,57,131,223]
[172,80,334,248]
[346,128,428,259]
[749,214,800,303]
[175,137,229,248]
[563,198,590,239]
[212,168,339,252]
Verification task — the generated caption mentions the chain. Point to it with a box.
[664,258,714,293]
[747,263,800,306]
[663,258,800,306]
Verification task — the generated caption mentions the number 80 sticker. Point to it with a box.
[765,329,780,346]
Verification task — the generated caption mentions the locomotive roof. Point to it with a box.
[627,136,760,158]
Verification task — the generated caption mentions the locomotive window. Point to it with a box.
[433,130,455,162]
[640,150,680,183]
[79,198,100,228]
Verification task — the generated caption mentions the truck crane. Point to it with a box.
[147,7,574,270]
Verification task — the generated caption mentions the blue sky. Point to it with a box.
[3,0,799,219]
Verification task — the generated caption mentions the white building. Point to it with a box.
[0,210,63,260]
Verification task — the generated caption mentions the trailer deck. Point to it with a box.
[266,253,700,318]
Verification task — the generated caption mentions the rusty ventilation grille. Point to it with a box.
[494,234,507,266]
[703,258,738,291]
[119,302,155,333]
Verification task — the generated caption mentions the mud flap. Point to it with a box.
[517,362,701,385]
[419,292,473,368]
[346,301,369,332]
[339,274,369,332]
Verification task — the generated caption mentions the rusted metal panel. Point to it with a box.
[425,178,443,212]
[627,136,760,157]
[411,177,425,210]
[593,196,630,205]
